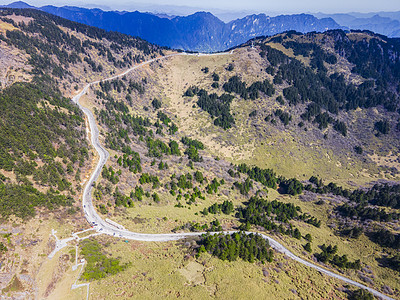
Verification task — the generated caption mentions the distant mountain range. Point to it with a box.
[315,12,400,38]
[2,2,400,52]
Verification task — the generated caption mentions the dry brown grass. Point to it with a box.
[84,235,351,300]
[0,19,17,33]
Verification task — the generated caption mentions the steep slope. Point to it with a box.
[0,7,163,298]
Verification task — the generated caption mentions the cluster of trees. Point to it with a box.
[341,226,364,239]
[116,152,141,173]
[103,98,129,114]
[306,176,400,220]
[80,239,130,281]
[206,178,223,194]
[157,111,171,125]
[176,174,193,190]
[238,196,301,223]
[349,289,374,300]
[185,86,235,129]
[236,196,304,239]
[182,187,205,205]
[235,164,305,197]
[274,109,292,126]
[128,78,146,94]
[306,177,400,249]
[0,80,87,173]
[365,184,400,209]
[212,72,220,82]
[93,183,112,202]
[139,173,160,189]
[152,192,160,203]
[151,98,162,109]
[282,40,337,69]
[315,244,361,269]
[237,164,277,189]
[222,76,275,100]
[84,56,102,72]
[202,200,234,215]
[299,213,321,228]
[0,242,7,253]
[146,137,179,157]
[181,137,205,150]
[130,186,144,201]
[337,203,398,222]
[113,186,133,207]
[197,232,274,263]
[374,120,390,135]
[305,176,350,197]
[333,120,348,136]
[184,146,203,162]
[194,170,205,184]
[101,166,120,184]
[99,78,144,95]
[181,137,204,162]
[386,254,400,272]
[33,161,74,191]
[370,228,400,249]
[286,35,396,111]
[173,221,208,232]
[0,8,166,221]
[168,141,181,156]
[259,44,289,67]
[168,172,207,203]
[158,160,169,170]
[234,178,253,195]
[278,178,303,196]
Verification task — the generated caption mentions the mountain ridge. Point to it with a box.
[2,1,344,52]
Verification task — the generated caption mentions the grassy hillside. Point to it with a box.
[0,7,399,299]
[157,31,400,185]
[76,29,400,298]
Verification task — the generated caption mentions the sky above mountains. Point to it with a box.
[1,0,399,16]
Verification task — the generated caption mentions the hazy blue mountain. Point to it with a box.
[315,12,400,38]
[223,14,341,49]
[3,1,33,8]
[2,2,343,52]
[346,15,400,37]
[39,5,180,48]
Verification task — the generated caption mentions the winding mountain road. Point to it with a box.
[71,51,394,300]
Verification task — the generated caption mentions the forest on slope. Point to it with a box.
[0,8,162,219]
[0,8,165,299]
